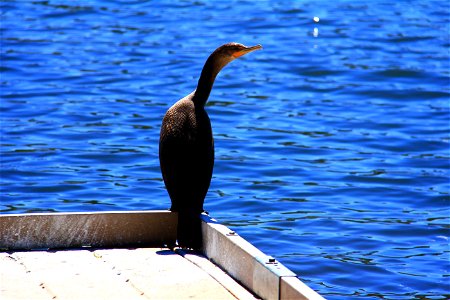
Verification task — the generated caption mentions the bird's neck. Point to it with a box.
[193,54,230,107]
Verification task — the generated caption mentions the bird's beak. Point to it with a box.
[232,44,263,58]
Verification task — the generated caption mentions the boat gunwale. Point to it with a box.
[0,210,324,299]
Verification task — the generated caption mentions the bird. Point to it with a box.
[159,43,262,249]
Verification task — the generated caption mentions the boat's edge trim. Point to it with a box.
[201,214,324,300]
[0,210,177,250]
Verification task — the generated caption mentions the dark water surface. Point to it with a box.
[1,1,449,298]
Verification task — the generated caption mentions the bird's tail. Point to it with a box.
[177,212,202,250]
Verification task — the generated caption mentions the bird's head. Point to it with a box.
[206,43,262,71]
[194,42,262,101]
[216,42,263,60]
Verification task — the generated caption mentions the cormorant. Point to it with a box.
[159,42,262,249]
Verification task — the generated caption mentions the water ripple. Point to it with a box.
[1,0,449,298]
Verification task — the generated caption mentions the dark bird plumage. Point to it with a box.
[159,43,262,249]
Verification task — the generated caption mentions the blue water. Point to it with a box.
[1,0,449,298]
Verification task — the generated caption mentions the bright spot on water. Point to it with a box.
[313,27,319,37]
[437,235,448,241]
[313,16,320,23]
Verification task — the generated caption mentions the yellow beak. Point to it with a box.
[232,44,263,58]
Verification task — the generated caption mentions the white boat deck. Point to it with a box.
[0,211,324,300]
[1,247,255,300]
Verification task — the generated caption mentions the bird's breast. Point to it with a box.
[161,100,213,146]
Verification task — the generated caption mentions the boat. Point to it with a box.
[0,211,324,300]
